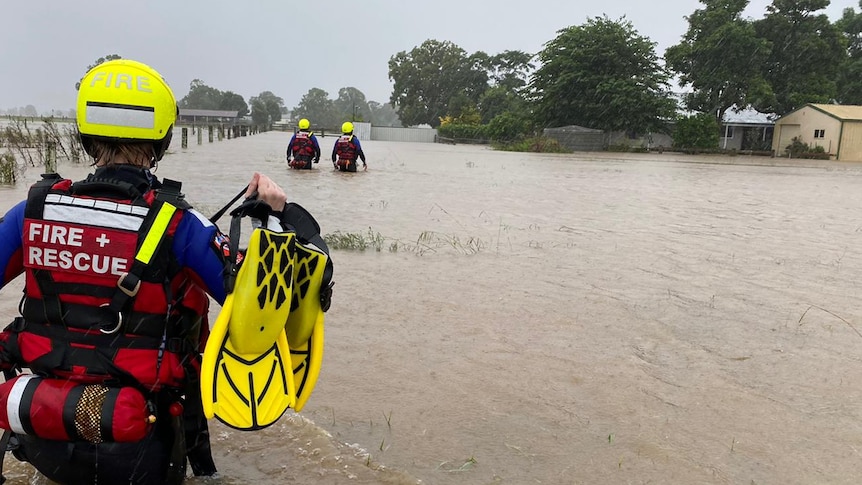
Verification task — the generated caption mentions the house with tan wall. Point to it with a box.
[772,104,862,161]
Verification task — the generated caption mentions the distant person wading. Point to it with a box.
[332,122,367,172]
[286,118,321,170]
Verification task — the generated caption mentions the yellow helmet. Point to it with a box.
[76,59,177,161]
[341,121,354,134]
[298,118,310,130]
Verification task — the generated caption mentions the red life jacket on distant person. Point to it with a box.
[335,134,357,161]
[291,131,316,159]
[7,175,207,392]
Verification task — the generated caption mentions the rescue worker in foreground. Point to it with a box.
[0,59,330,484]
[331,121,367,172]
[286,118,321,169]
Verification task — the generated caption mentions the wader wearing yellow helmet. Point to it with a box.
[332,121,366,172]
[77,59,178,165]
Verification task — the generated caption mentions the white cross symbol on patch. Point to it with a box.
[96,234,111,248]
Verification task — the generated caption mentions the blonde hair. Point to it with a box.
[87,139,156,169]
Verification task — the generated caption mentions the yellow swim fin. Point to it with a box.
[200,228,297,430]
[287,241,331,411]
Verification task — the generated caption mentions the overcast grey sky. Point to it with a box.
[0,0,854,114]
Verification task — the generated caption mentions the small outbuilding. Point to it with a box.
[177,109,239,125]
[772,104,862,161]
[720,108,775,151]
[544,125,605,151]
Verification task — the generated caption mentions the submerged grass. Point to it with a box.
[323,227,488,255]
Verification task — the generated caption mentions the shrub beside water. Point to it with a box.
[0,118,84,184]
[0,152,17,184]
[492,136,570,153]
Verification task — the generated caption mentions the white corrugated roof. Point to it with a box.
[178,109,238,118]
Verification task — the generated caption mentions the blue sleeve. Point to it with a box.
[353,138,366,161]
[172,209,228,304]
[0,201,25,289]
[286,135,296,156]
[312,135,321,157]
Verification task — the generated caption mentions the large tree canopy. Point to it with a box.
[249,91,284,126]
[178,80,250,117]
[531,16,676,133]
[665,0,771,123]
[334,87,371,122]
[753,0,847,114]
[367,101,402,127]
[292,88,339,129]
[219,91,249,118]
[388,39,488,127]
[486,50,535,92]
[837,2,862,104]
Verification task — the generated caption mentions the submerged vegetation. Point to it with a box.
[0,118,83,184]
[323,228,486,255]
[491,136,569,153]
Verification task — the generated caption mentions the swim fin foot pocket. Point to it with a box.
[200,209,330,430]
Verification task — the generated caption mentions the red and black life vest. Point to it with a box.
[291,131,316,158]
[335,134,358,161]
[7,174,207,392]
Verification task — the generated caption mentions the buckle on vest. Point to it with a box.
[99,304,123,334]
[117,272,141,297]
[320,281,334,313]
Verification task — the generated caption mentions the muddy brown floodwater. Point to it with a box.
[3,131,862,484]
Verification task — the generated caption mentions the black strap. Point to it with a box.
[165,391,188,485]
[24,174,66,324]
[70,179,142,199]
[209,185,249,224]
[156,178,191,210]
[223,212,244,295]
[100,200,178,334]
[0,368,17,483]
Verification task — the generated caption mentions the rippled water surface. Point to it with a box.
[3,131,862,484]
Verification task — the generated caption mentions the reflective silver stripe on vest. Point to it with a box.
[86,104,155,129]
[43,194,146,231]
[7,374,38,434]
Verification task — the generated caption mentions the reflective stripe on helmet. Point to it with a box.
[86,102,155,130]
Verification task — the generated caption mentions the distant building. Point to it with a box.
[720,108,775,151]
[543,125,605,151]
[177,109,239,125]
[773,104,862,161]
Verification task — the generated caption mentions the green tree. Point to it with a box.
[388,39,488,127]
[673,113,721,149]
[487,112,530,142]
[479,85,526,124]
[753,0,847,114]
[334,87,371,122]
[250,98,269,126]
[531,16,676,133]
[249,91,284,126]
[486,50,535,92]
[836,2,862,104]
[368,101,401,127]
[178,79,224,110]
[665,0,771,124]
[75,54,122,90]
[219,91,249,118]
[292,88,339,128]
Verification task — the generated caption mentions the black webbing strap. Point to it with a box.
[99,200,178,334]
[24,174,65,325]
[0,368,17,483]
